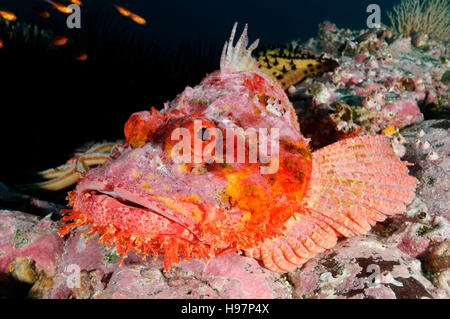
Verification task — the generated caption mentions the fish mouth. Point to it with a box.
[73,180,203,242]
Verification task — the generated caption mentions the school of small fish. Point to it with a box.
[0,1,147,56]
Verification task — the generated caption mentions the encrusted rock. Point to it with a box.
[422,241,450,273]
[287,236,438,299]
[0,210,64,277]
[402,120,450,221]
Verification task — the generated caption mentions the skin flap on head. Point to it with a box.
[220,22,260,74]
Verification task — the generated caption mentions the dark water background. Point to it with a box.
[1,0,400,47]
[0,0,400,197]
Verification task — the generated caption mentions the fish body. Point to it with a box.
[114,4,146,24]
[59,24,417,273]
[256,46,338,89]
[33,8,51,19]
[49,35,68,46]
[74,52,88,61]
[113,4,132,17]
[0,10,17,21]
[45,0,74,14]
[129,13,146,25]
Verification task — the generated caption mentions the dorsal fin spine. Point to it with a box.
[220,23,260,74]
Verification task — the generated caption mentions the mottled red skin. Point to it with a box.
[59,67,314,271]
[58,29,417,273]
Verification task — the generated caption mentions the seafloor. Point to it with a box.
[0,21,449,299]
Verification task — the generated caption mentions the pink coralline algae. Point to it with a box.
[291,21,447,148]
[0,211,64,277]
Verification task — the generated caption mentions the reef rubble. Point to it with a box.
[291,21,448,149]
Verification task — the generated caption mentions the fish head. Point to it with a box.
[64,38,313,268]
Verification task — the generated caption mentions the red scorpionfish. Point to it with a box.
[58,24,418,273]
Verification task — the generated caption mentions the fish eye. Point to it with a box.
[165,117,219,165]
[199,127,211,141]
[387,112,395,118]
[176,118,216,143]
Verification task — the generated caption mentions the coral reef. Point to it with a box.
[387,0,450,41]
[291,21,448,148]
[288,236,440,299]
[0,19,448,299]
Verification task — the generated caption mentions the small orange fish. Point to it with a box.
[45,0,74,14]
[70,0,82,5]
[33,8,51,18]
[0,40,4,48]
[74,53,88,61]
[129,13,146,25]
[0,10,17,21]
[50,36,68,46]
[113,4,146,24]
[114,4,131,17]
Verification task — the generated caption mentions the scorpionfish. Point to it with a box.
[58,24,418,273]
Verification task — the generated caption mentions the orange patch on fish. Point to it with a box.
[382,125,396,136]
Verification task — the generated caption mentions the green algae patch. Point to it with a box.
[13,230,30,249]
[101,248,120,266]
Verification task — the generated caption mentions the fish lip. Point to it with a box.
[76,181,202,240]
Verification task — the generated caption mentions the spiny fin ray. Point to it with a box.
[255,45,338,89]
[305,135,417,237]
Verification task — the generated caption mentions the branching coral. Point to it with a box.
[388,0,450,41]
